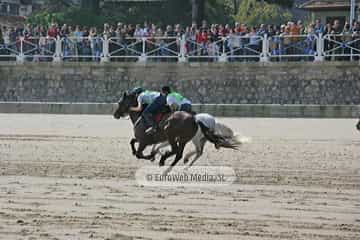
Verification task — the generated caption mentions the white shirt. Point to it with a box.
[137,91,160,105]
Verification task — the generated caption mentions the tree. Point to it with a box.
[81,0,100,14]
[191,0,205,24]
[263,0,293,8]
[235,0,292,26]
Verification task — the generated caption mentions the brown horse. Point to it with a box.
[113,91,198,167]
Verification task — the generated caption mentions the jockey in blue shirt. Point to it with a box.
[129,87,168,135]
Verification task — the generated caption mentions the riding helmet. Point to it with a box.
[131,87,144,95]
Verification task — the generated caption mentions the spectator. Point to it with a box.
[342,23,352,60]
[1,19,360,63]
[47,23,58,38]
[102,23,110,39]
[0,25,3,45]
[314,18,324,36]
[281,25,291,57]
[207,38,219,61]
[227,28,239,61]
[304,23,317,58]
[247,27,261,56]
[330,20,342,60]
[3,26,10,49]
[331,19,342,34]
[352,21,360,60]
[297,20,305,35]
[134,24,143,38]
[257,24,267,36]
[127,24,135,37]
[142,22,150,37]
[89,27,101,62]
[198,29,208,56]
[23,24,32,38]
[267,25,275,37]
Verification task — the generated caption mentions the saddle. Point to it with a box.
[154,113,164,124]
[154,112,171,128]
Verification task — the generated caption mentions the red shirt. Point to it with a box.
[47,27,58,38]
[196,32,208,43]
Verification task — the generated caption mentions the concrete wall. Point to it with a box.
[0,62,360,105]
[1,102,359,118]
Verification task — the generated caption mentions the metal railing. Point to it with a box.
[1,34,360,63]
[22,37,56,61]
[323,33,360,61]
[61,36,103,62]
[107,36,180,62]
[183,35,263,62]
[268,34,319,61]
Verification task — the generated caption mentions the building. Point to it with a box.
[300,0,359,25]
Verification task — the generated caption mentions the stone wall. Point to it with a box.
[0,62,360,104]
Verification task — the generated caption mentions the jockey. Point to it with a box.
[129,87,165,135]
[195,113,216,134]
[162,86,192,113]
[129,87,160,113]
[195,113,221,149]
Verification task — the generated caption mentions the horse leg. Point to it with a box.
[147,142,170,162]
[151,142,169,156]
[163,142,187,175]
[170,142,186,167]
[159,139,178,167]
[183,151,197,164]
[135,142,156,161]
[188,137,207,168]
[130,138,138,156]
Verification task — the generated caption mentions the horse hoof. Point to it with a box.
[159,160,165,167]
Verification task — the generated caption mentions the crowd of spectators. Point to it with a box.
[1,19,360,62]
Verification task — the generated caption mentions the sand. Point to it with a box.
[0,114,359,240]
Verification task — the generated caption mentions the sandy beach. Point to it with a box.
[0,114,359,240]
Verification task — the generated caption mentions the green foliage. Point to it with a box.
[235,0,293,26]
[263,0,293,8]
[204,0,235,24]
[26,0,293,27]
[27,12,65,27]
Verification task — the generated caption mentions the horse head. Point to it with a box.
[113,91,137,119]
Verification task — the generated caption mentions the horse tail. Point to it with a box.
[215,123,252,145]
[197,121,240,150]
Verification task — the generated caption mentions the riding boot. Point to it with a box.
[143,113,157,135]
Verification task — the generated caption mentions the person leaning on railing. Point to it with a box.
[0,25,3,45]
[352,21,360,60]
[330,20,343,61]
[342,23,352,60]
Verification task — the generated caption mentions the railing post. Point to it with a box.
[17,37,25,63]
[260,34,269,62]
[53,36,62,62]
[219,37,228,62]
[315,33,324,62]
[101,36,109,63]
[138,37,147,62]
[179,35,187,63]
